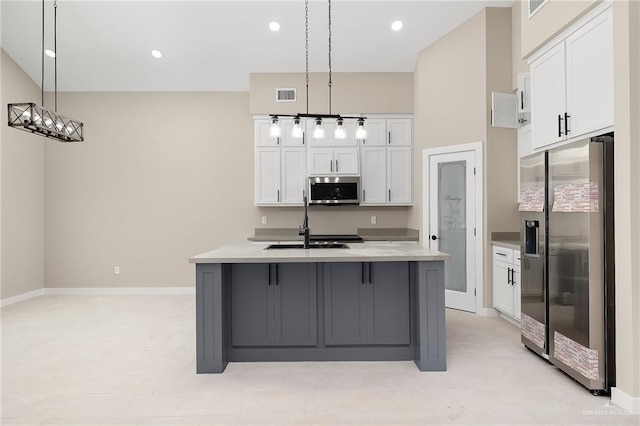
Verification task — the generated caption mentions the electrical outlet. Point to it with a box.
[371,216,377,225]
[261,216,268,225]
[114,266,120,275]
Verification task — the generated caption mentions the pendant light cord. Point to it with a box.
[305,0,309,115]
[327,0,332,115]
[54,0,58,112]
[41,0,44,106]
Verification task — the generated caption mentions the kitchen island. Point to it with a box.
[189,242,450,374]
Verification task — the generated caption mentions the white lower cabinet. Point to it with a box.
[492,245,521,321]
[255,147,305,206]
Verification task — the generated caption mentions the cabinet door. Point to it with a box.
[565,8,613,138]
[491,92,519,129]
[360,118,386,146]
[518,72,531,113]
[280,148,305,205]
[274,263,317,346]
[493,260,514,316]
[530,43,566,150]
[307,149,334,175]
[334,148,359,175]
[255,148,281,205]
[367,262,410,345]
[231,264,274,346]
[255,119,280,147]
[387,119,412,146]
[360,147,387,205]
[323,263,367,345]
[387,147,412,204]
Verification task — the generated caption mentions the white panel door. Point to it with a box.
[360,118,386,146]
[280,148,305,205]
[255,119,280,147]
[387,119,412,146]
[255,148,281,205]
[387,147,412,204]
[530,43,566,150]
[360,147,387,205]
[565,8,613,138]
[428,150,477,312]
[307,149,334,175]
[334,148,359,175]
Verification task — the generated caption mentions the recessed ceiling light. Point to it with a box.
[151,49,163,58]
[45,49,56,58]
[391,20,404,31]
[269,21,280,32]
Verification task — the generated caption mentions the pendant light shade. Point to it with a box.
[334,118,346,139]
[269,117,281,138]
[313,118,325,139]
[291,117,304,138]
[355,118,368,140]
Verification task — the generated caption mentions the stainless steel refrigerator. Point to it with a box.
[520,135,615,394]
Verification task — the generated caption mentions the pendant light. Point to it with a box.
[269,0,366,140]
[7,0,84,142]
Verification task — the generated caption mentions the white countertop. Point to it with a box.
[189,242,451,264]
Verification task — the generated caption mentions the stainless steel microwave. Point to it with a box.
[308,176,360,205]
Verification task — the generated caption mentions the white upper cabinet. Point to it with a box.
[491,92,519,129]
[255,119,280,147]
[531,43,567,148]
[360,147,387,204]
[307,148,359,176]
[565,7,613,139]
[281,119,306,147]
[387,147,412,205]
[255,148,281,205]
[529,3,613,151]
[360,119,387,146]
[387,119,412,146]
[280,148,306,204]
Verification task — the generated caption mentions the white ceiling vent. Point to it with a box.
[528,0,548,18]
[276,88,296,102]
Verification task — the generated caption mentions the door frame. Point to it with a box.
[422,141,485,315]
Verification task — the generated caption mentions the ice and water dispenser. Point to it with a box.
[524,220,540,256]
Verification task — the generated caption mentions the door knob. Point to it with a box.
[431,235,439,240]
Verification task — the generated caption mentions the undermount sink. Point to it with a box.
[265,242,350,250]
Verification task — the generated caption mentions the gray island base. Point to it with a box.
[189,243,451,374]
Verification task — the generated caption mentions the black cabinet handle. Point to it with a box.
[388,131,391,144]
[511,268,515,286]
[431,235,439,240]
[388,189,391,202]
[520,91,524,110]
[507,267,512,285]
[496,252,507,257]
[302,133,305,145]
[336,160,339,173]
[564,112,570,135]
[363,189,366,202]
[277,190,280,203]
[330,160,333,172]
[558,115,563,137]
[369,263,373,285]
[268,264,272,286]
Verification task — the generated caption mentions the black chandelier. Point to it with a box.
[8,0,84,142]
[268,0,367,141]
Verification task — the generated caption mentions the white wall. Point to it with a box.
[0,49,45,299]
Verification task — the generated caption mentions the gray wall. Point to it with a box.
[1,50,45,299]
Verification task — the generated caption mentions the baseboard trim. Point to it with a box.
[45,287,195,295]
[0,288,46,308]
[476,307,499,317]
[1,287,194,307]
[612,387,640,414]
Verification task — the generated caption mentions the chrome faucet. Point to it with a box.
[299,195,310,249]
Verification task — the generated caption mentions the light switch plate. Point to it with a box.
[371,216,377,225]
[261,216,268,225]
